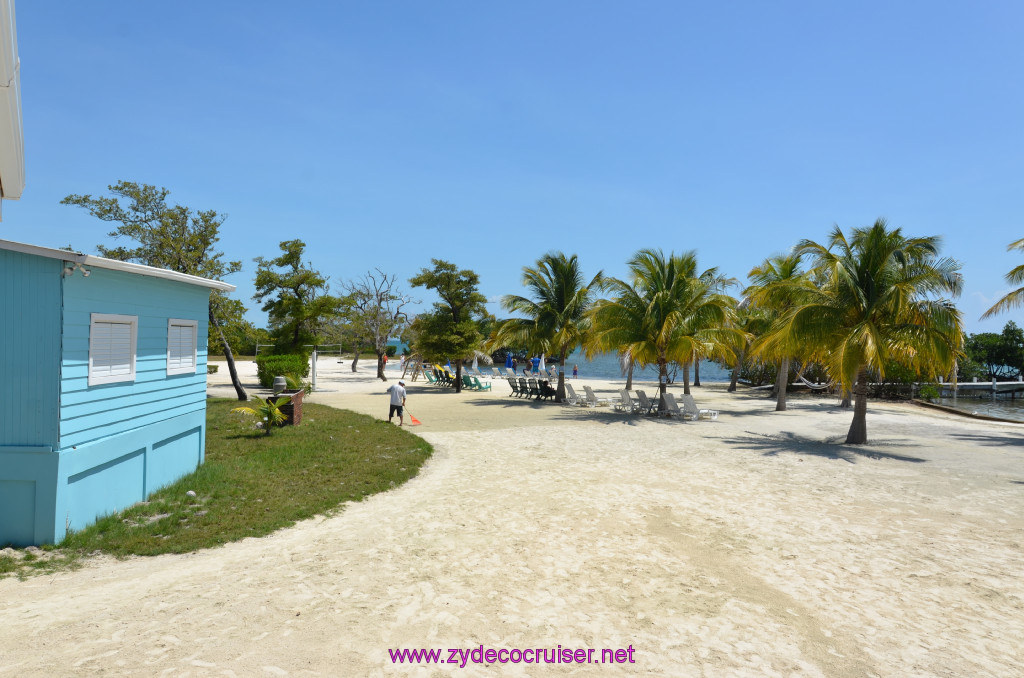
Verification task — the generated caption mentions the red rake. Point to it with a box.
[406,411,422,426]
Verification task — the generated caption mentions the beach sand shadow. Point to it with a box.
[728,430,929,464]
[946,432,1024,448]
[461,397,681,426]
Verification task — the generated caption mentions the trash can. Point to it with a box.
[272,375,287,394]
[279,389,304,426]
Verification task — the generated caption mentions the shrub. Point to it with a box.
[231,396,289,435]
[255,354,310,388]
[918,384,940,402]
[207,364,219,374]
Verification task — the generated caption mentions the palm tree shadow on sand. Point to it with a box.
[728,430,928,464]
[946,432,1024,449]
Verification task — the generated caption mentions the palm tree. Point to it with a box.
[492,252,603,401]
[746,252,811,411]
[981,237,1024,319]
[587,249,739,408]
[764,220,963,444]
[726,302,771,392]
[231,396,289,435]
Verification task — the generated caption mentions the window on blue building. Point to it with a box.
[88,313,138,386]
[167,318,198,375]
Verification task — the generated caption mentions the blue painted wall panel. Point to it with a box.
[61,398,206,449]
[147,426,202,493]
[0,250,61,447]
[0,410,209,544]
[58,267,210,449]
[0,446,60,546]
[0,480,36,545]
[55,409,207,539]
[64,448,146,531]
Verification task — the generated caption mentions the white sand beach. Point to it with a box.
[2,359,1023,676]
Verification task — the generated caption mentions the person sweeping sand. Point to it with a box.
[386,379,407,425]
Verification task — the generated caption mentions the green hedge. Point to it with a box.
[255,354,310,388]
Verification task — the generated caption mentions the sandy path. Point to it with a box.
[2,361,1023,676]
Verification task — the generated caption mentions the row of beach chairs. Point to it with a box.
[506,376,558,400]
[493,365,561,380]
[421,365,492,391]
[560,383,718,420]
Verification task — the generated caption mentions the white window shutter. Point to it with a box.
[167,319,197,375]
[89,314,138,386]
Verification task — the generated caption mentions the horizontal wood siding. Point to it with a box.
[0,250,60,447]
[59,267,210,448]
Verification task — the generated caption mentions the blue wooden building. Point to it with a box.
[0,239,234,546]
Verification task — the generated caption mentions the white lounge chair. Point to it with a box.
[615,389,640,413]
[635,390,657,415]
[583,385,613,407]
[660,393,690,420]
[680,393,718,420]
[563,382,584,406]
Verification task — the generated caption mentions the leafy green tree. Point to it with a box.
[61,181,248,400]
[208,297,269,356]
[492,252,603,401]
[963,321,1024,380]
[982,238,1024,319]
[587,249,739,408]
[763,219,964,444]
[746,252,811,411]
[253,240,343,353]
[409,260,487,393]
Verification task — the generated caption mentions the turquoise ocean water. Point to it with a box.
[933,396,1024,423]
[517,351,731,383]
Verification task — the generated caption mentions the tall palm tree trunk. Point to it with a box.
[693,360,701,386]
[209,307,247,401]
[775,356,790,411]
[657,357,669,411]
[454,359,463,393]
[625,357,635,390]
[845,366,870,444]
[556,350,567,401]
[728,344,746,392]
[682,363,691,395]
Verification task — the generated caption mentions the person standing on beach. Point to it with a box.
[531,355,540,375]
[387,380,407,426]
[573,364,578,379]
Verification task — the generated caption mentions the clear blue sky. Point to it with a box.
[4,2,1022,333]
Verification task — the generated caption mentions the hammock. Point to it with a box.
[793,363,835,391]
[796,374,834,391]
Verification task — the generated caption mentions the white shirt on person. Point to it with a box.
[388,384,407,405]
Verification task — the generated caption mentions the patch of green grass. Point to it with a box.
[0,549,82,580]
[0,401,431,576]
[0,555,18,575]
